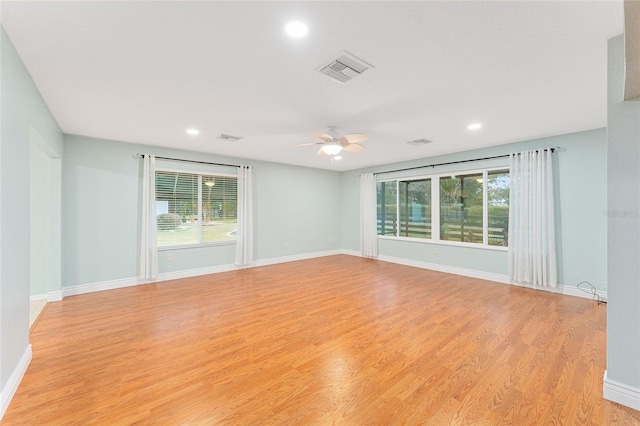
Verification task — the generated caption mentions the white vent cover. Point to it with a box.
[317,51,374,84]
[407,138,433,146]
[217,133,243,142]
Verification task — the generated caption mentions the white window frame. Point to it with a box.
[376,166,509,251]
[155,167,238,251]
[378,175,433,240]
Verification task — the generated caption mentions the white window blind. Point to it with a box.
[155,171,238,247]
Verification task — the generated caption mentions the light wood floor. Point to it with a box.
[5,255,640,425]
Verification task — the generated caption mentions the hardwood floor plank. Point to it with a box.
[4,255,640,424]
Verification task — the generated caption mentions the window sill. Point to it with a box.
[377,235,508,251]
[157,240,236,251]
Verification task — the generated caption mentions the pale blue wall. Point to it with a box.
[62,135,342,287]
[29,141,50,295]
[341,128,608,291]
[606,35,640,389]
[0,27,63,391]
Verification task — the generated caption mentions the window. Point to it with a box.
[377,181,397,236]
[399,179,431,238]
[155,171,237,247]
[440,173,483,243]
[377,178,432,239]
[487,170,509,246]
[376,168,510,248]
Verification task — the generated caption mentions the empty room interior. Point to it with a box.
[2,1,640,424]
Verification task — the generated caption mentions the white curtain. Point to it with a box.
[508,149,557,287]
[140,155,158,280]
[360,173,378,258]
[235,165,253,267]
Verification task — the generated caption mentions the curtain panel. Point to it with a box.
[360,173,378,258]
[508,149,557,287]
[235,165,253,267]
[140,154,158,280]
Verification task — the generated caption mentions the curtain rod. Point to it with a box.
[134,153,240,168]
[373,147,560,176]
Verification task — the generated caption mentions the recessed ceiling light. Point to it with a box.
[467,123,482,130]
[186,128,199,136]
[285,21,308,38]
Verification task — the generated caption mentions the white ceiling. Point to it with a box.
[1,1,623,171]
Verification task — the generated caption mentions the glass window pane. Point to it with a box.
[377,181,397,236]
[156,172,238,247]
[487,170,510,247]
[156,172,198,246]
[202,176,238,243]
[399,179,431,239]
[440,173,483,244]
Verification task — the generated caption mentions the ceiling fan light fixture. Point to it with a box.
[320,144,343,156]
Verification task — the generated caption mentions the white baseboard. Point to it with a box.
[29,294,47,301]
[378,254,511,284]
[60,250,345,298]
[152,251,340,282]
[59,250,607,302]
[343,252,607,301]
[63,276,140,297]
[603,370,640,411]
[253,249,343,268]
[505,279,607,301]
[558,283,607,301]
[0,345,32,420]
[156,264,237,282]
[30,291,64,302]
[47,290,63,302]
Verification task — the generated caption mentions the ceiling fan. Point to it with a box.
[295,126,367,161]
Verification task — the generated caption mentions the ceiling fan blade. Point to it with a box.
[295,142,323,147]
[342,133,368,144]
[342,143,366,153]
[312,132,334,142]
[317,148,327,156]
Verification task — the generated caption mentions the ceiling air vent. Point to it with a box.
[407,138,433,146]
[317,51,374,84]
[217,133,243,142]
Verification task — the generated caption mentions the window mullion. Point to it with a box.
[396,180,400,237]
[197,175,203,243]
[483,170,488,245]
[432,177,440,241]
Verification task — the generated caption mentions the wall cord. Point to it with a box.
[577,281,606,304]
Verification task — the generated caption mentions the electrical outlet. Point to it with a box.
[167,253,173,262]
[283,242,288,249]
[433,248,438,255]
[329,237,336,244]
